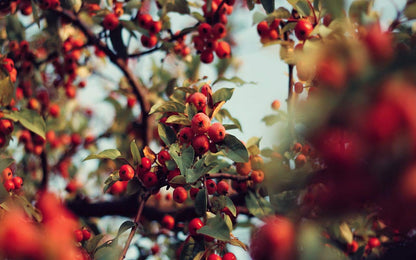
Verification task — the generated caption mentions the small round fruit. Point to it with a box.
[208,122,226,143]
[141,34,158,48]
[158,150,171,165]
[189,92,207,112]
[137,13,152,28]
[223,252,237,260]
[178,127,194,144]
[161,215,175,230]
[294,19,314,41]
[213,23,227,39]
[190,187,199,200]
[250,155,264,170]
[271,100,280,110]
[257,21,269,37]
[103,13,119,30]
[3,180,15,192]
[192,134,210,155]
[200,50,214,64]
[292,142,302,153]
[140,157,152,172]
[74,230,84,243]
[188,218,204,236]
[0,119,14,135]
[167,168,181,181]
[149,20,162,34]
[198,23,212,38]
[294,82,304,94]
[236,161,251,176]
[119,164,135,181]
[191,113,211,134]
[367,237,380,249]
[295,154,307,168]
[206,179,217,195]
[12,176,23,189]
[217,180,229,195]
[347,240,358,254]
[215,41,231,59]
[110,181,127,195]
[173,186,188,203]
[49,104,60,118]
[82,229,91,241]
[251,170,265,184]
[207,253,221,260]
[2,167,13,181]
[143,172,158,187]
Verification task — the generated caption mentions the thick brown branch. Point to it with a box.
[40,150,49,191]
[207,173,250,181]
[51,7,152,145]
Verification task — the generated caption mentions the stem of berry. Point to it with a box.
[287,64,295,141]
[119,193,150,260]
[306,0,318,25]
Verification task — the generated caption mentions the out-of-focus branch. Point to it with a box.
[207,173,250,181]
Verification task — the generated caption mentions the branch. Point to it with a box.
[207,173,250,181]
[287,64,295,141]
[51,7,152,145]
[40,150,49,191]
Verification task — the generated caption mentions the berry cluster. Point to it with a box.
[256,19,281,44]
[74,228,92,243]
[137,13,162,48]
[1,167,23,192]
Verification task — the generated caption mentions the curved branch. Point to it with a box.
[51,7,152,145]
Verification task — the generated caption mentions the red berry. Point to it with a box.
[110,181,127,195]
[103,13,119,30]
[178,127,194,144]
[200,50,214,64]
[0,119,13,135]
[189,92,207,112]
[3,180,14,192]
[2,167,13,181]
[142,172,158,187]
[207,253,221,260]
[271,100,280,110]
[295,154,307,168]
[49,103,60,118]
[167,168,181,181]
[158,150,171,165]
[140,157,152,172]
[188,218,204,236]
[12,176,23,189]
[213,23,227,39]
[206,179,217,195]
[141,34,158,48]
[191,113,211,134]
[347,240,358,254]
[217,180,229,195]
[137,14,152,29]
[161,215,175,230]
[151,244,160,255]
[149,20,162,34]
[2,58,14,73]
[223,252,237,260]
[208,122,226,143]
[198,23,212,38]
[74,230,84,243]
[173,186,187,203]
[82,229,91,241]
[215,41,231,59]
[257,21,269,37]
[294,19,314,41]
[192,135,210,155]
[119,164,135,181]
[294,82,304,94]
[368,237,380,249]
[200,84,212,96]
[190,187,199,200]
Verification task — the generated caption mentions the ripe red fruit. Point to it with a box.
[74,230,84,243]
[198,23,212,38]
[346,240,358,254]
[137,14,152,29]
[208,122,226,143]
[236,161,251,176]
[12,176,23,189]
[2,167,13,181]
[140,157,152,172]
[173,186,187,203]
[294,82,303,94]
[149,20,162,34]
[190,187,199,200]
[367,237,380,249]
[189,92,207,112]
[206,179,217,195]
[295,154,307,168]
[103,13,119,30]
[3,180,15,192]
[292,142,302,153]
[158,150,171,165]
[223,252,237,260]
[141,34,158,48]
[217,180,229,195]
[82,229,91,240]
[204,39,218,52]
[48,103,60,118]
[110,181,127,195]
[257,21,269,37]
[271,100,280,110]
[250,216,295,260]
[213,23,227,39]
[151,244,160,255]
[178,127,194,144]
[215,41,231,59]
[188,218,204,236]
[192,134,210,155]
[142,172,158,187]
[200,84,212,96]
[118,164,134,181]
[127,96,136,108]
[363,23,393,62]
[161,215,175,230]
[207,253,221,260]
[294,19,314,41]
[0,119,13,135]
[2,58,14,73]
[191,113,211,134]
[251,170,265,184]
[167,168,181,181]
[200,50,214,64]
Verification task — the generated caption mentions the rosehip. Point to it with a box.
[213,23,227,39]
[82,229,91,240]
[236,161,251,176]
[368,237,380,249]
[190,187,199,200]
[200,50,214,64]
[3,180,14,192]
[2,167,13,181]
[189,92,207,112]
[271,100,280,110]
[137,14,152,29]
[167,168,181,181]
[119,164,135,181]
[257,21,269,37]
[251,170,265,184]
[74,230,84,243]
[198,23,212,38]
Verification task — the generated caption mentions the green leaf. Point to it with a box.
[197,214,231,241]
[166,0,190,14]
[83,149,122,161]
[170,175,187,186]
[261,0,275,14]
[85,234,106,254]
[223,124,239,130]
[270,190,298,214]
[130,140,141,166]
[262,114,280,126]
[180,237,205,260]
[116,221,135,237]
[215,109,242,131]
[30,0,41,28]
[253,11,268,25]
[213,77,255,87]
[6,15,25,41]
[13,195,42,222]
[3,109,46,139]
[126,178,141,195]
[245,191,274,218]
[149,101,186,115]
[0,184,9,204]
[224,196,237,217]
[229,237,248,251]
[169,144,195,176]
[191,12,206,22]
[166,114,191,125]
[322,0,344,18]
[158,123,177,146]
[0,70,13,108]
[287,0,311,17]
[219,134,249,163]
[211,88,234,105]
[404,2,416,19]
[194,188,207,217]
[94,245,121,260]
[268,6,291,20]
